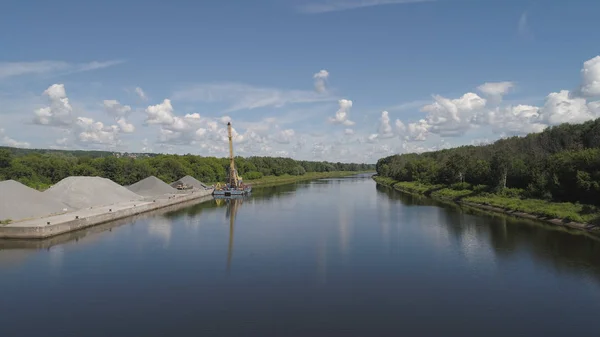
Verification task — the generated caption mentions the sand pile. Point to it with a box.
[127,176,176,197]
[44,176,143,209]
[0,180,68,221]
[171,175,209,189]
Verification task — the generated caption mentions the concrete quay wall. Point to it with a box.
[0,189,214,239]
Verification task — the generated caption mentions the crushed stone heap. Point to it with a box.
[44,176,143,209]
[0,180,69,221]
[127,176,177,197]
[171,175,209,189]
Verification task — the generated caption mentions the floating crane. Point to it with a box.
[213,122,252,196]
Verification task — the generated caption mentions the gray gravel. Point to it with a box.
[171,175,209,189]
[44,176,143,209]
[127,176,176,197]
[0,180,69,221]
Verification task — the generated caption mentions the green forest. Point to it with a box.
[375,118,600,224]
[0,147,374,190]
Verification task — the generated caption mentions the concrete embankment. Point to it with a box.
[0,188,214,239]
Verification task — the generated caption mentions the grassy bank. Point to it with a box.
[374,176,600,229]
[245,171,372,187]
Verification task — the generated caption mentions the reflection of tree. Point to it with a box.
[377,183,600,282]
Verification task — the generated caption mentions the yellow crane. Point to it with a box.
[213,122,251,195]
[227,122,241,188]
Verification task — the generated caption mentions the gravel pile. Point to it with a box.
[0,180,69,221]
[127,176,176,197]
[44,176,143,209]
[171,175,209,189]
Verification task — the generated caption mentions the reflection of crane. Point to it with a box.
[225,197,242,272]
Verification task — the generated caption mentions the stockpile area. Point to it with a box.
[171,175,209,189]
[1,175,213,225]
[0,180,68,221]
[127,176,177,197]
[44,176,144,210]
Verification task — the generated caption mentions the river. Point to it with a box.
[1,174,600,336]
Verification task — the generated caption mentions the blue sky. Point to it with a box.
[1,0,599,163]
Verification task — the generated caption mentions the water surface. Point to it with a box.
[1,175,600,336]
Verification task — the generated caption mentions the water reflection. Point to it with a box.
[215,196,247,272]
[376,183,600,280]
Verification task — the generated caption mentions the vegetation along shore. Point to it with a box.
[0,146,374,191]
[375,118,600,232]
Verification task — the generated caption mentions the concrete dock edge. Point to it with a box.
[0,188,214,239]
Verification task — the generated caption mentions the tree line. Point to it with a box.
[0,148,374,190]
[376,118,600,206]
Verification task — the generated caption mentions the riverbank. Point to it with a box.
[0,188,214,239]
[244,171,373,188]
[373,176,600,232]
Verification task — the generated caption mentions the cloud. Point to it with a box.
[75,117,121,146]
[0,128,30,148]
[344,128,355,135]
[171,82,335,113]
[377,111,395,138]
[0,60,123,80]
[135,87,148,100]
[116,118,135,133]
[386,99,432,112]
[297,0,434,13]
[273,128,296,144]
[103,100,132,117]
[579,56,600,97]
[420,92,487,136]
[313,69,330,93]
[329,99,355,126]
[477,81,514,104]
[518,11,533,40]
[33,84,74,127]
[539,90,597,125]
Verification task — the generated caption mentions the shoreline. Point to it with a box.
[0,188,214,239]
[0,172,370,240]
[373,176,600,233]
[243,171,374,188]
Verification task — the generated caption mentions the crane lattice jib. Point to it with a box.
[227,122,239,187]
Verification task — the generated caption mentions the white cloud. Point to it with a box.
[135,87,147,100]
[313,69,329,93]
[329,99,355,126]
[273,128,295,144]
[171,82,334,113]
[103,100,132,117]
[421,92,487,136]
[0,60,123,80]
[298,0,434,13]
[0,129,30,148]
[477,81,514,104]
[406,120,430,141]
[116,118,135,133]
[538,90,597,125]
[75,117,121,146]
[579,56,600,97]
[33,84,74,126]
[344,128,354,135]
[377,111,394,138]
[487,104,546,135]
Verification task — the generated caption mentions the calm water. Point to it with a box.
[1,174,600,337]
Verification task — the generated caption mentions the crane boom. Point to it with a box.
[227,122,239,187]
